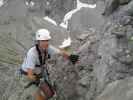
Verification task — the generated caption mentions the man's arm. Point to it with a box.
[59,48,71,58]
[27,68,37,80]
[49,45,79,64]
[48,45,70,58]
[22,47,37,80]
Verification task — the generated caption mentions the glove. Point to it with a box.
[69,54,79,64]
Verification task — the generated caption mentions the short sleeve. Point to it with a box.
[48,45,61,55]
[21,47,37,71]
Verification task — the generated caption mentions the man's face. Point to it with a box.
[39,40,49,49]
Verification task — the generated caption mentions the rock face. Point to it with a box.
[25,0,76,23]
[1,0,133,100]
[93,0,133,100]
[102,0,133,16]
[119,0,131,5]
[0,0,71,99]
[123,0,133,16]
[102,0,120,16]
[96,77,133,100]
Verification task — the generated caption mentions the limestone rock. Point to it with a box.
[96,77,133,100]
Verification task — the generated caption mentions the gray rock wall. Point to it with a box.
[0,0,133,100]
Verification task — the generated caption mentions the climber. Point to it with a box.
[20,28,79,100]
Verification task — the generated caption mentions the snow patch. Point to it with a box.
[43,16,57,26]
[25,2,28,6]
[25,1,35,7]
[88,4,96,8]
[59,9,78,29]
[77,0,96,9]
[0,0,4,7]
[60,0,96,29]
[60,22,68,29]
[59,37,72,49]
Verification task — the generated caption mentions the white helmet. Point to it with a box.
[36,29,51,40]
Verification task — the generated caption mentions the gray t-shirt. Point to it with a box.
[21,45,60,72]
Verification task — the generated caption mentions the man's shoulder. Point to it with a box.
[27,46,37,55]
[28,46,36,52]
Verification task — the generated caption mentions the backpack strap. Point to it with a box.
[35,44,45,65]
[35,44,51,65]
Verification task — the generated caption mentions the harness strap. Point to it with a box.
[35,44,50,65]
[24,45,50,89]
[35,44,44,65]
[20,68,27,75]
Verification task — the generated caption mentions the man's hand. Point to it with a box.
[27,68,37,81]
[28,74,37,81]
[69,54,79,64]
[59,48,79,64]
[59,48,70,59]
